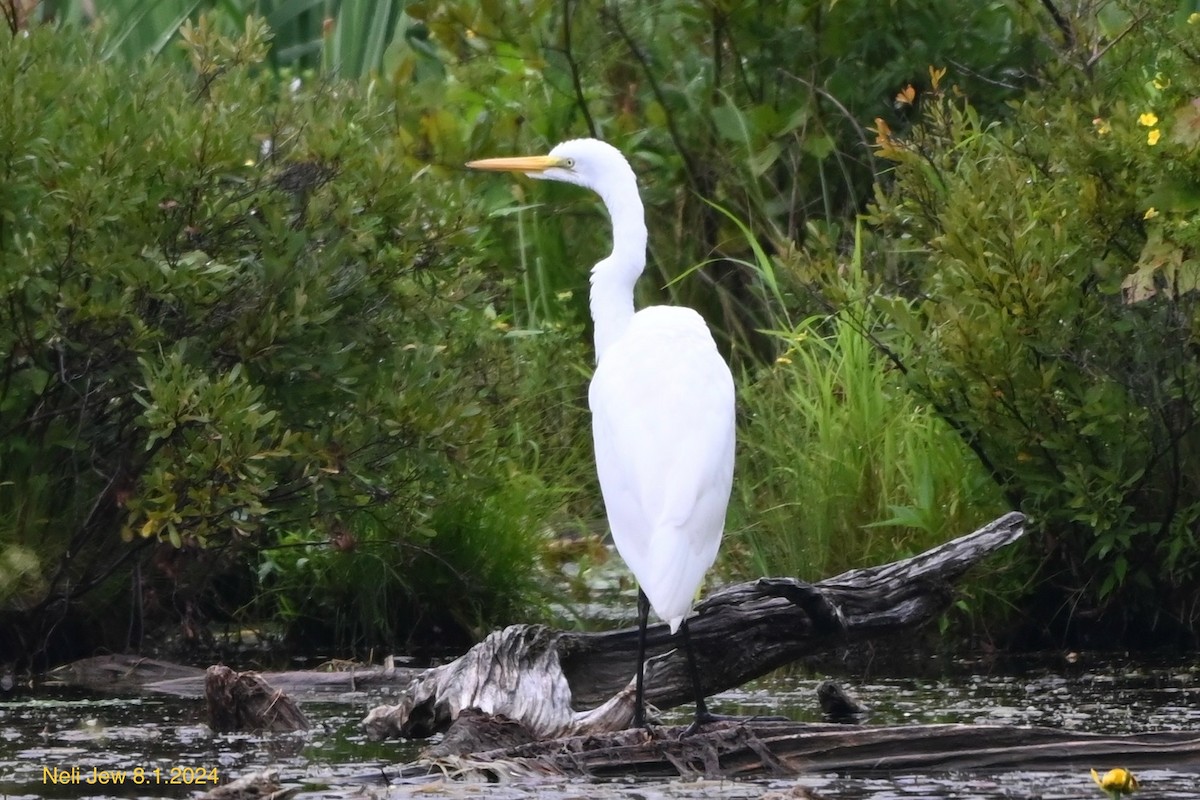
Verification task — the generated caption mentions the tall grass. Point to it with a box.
[729,308,1006,582]
[716,216,1006,583]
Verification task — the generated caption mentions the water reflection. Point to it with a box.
[0,655,1197,799]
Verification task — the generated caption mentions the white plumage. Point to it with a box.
[467,138,735,727]
[590,305,734,631]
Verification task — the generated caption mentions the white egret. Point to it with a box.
[467,139,735,729]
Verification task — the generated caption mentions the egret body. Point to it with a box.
[467,139,735,728]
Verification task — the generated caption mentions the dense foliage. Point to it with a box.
[4,0,1199,665]
[843,6,1200,644]
[396,0,1043,355]
[15,0,1046,348]
[0,18,584,663]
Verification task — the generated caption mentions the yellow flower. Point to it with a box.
[1093,117,1111,135]
[1144,207,1158,220]
[1148,128,1162,145]
[1139,112,1159,127]
[1190,12,1200,24]
[1091,768,1138,799]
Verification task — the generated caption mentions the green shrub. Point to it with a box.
[860,3,1200,644]
[0,19,582,664]
[5,1,1118,657]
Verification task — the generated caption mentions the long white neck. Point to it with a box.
[589,178,648,362]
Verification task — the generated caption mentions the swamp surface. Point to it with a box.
[1,652,1198,799]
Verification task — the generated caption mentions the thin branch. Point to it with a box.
[1085,8,1151,70]
[599,3,701,195]
[560,0,598,138]
[1038,0,1075,49]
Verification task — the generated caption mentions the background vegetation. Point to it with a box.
[855,7,1200,644]
[0,13,579,663]
[1,0,1197,668]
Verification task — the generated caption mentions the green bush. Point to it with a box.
[859,3,1200,644]
[0,19,583,664]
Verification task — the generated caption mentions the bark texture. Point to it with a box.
[365,512,1027,741]
[410,720,1200,780]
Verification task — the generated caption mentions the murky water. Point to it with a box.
[1,653,1198,799]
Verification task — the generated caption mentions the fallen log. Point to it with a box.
[43,654,205,692]
[46,655,423,699]
[409,720,1200,781]
[364,512,1027,743]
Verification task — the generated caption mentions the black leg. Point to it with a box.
[680,616,789,733]
[680,617,718,732]
[633,588,650,728]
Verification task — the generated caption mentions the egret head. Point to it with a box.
[466,138,634,195]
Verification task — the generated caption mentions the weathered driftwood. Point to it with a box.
[44,654,205,692]
[152,662,423,699]
[364,512,1027,743]
[409,720,1200,781]
[205,665,310,733]
[46,654,423,700]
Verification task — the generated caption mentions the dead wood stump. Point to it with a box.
[205,665,310,733]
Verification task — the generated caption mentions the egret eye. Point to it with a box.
[563,158,576,169]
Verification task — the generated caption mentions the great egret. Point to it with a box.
[467,138,735,730]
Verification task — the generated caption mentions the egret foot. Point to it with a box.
[631,706,662,731]
[631,590,653,730]
[681,707,721,737]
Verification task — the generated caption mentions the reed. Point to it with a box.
[729,307,1005,582]
[718,217,1005,583]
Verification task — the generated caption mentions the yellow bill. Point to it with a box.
[465,155,565,173]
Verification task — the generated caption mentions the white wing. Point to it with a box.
[589,305,735,632]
